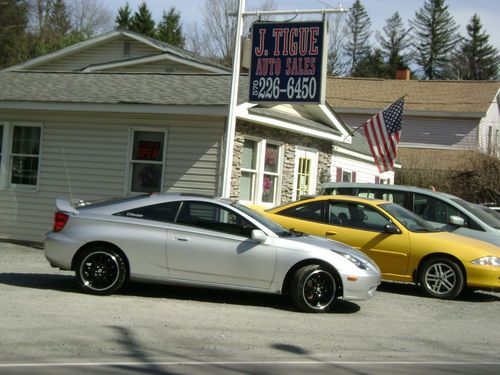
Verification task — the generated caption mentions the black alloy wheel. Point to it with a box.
[291,265,337,313]
[75,247,127,295]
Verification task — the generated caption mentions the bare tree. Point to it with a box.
[188,0,276,66]
[69,0,113,38]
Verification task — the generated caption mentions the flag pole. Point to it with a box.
[346,94,408,137]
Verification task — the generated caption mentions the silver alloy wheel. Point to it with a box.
[423,262,457,296]
[302,269,335,310]
[79,251,120,292]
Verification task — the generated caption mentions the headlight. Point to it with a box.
[471,256,500,266]
[334,250,368,270]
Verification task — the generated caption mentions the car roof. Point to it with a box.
[77,193,233,214]
[271,194,389,210]
[319,182,459,199]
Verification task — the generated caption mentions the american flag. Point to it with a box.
[362,98,405,173]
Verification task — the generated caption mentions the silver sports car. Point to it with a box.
[45,193,381,313]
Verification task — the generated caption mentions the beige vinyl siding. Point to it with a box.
[102,60,209,74]
[0,111,224,242]
[32,37,161,72]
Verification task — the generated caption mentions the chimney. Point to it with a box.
[396,68,411,80]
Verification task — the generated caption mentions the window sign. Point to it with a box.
[249,21,326,103]
[130,131,165,193]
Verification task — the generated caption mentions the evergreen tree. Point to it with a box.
[459,14,499,80]
[411,0,460,79]
[377,12,411,78]
[130,2,155,37]
[116,2,132,29]
[353,48,388,78]
[344,0,372,76]
[156,7,185,47]
[0,0,30,68]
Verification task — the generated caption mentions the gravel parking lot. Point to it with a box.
[0,241,499,374]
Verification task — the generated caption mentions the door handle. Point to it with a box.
[174,237,188,241]
[326,231,338,236]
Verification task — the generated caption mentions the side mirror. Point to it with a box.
[384,223,401,234]
[449,215,465,227]
[251,229,267,243]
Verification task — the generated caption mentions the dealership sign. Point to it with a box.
[249,21,326,104]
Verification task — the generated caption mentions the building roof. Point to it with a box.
[326,77,500,115]
[3,29,229,74]
[0,71,246,106]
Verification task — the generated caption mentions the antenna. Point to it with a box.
[62,148,73,202]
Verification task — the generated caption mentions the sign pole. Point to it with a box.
[221,0,246,198]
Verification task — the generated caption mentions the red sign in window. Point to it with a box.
[136,141,161,161]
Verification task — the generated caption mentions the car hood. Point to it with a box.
[410,230,500,259]
[284,233,377,264]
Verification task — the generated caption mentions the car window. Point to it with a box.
[413,193,462,224]
[278,200,325,223]
[176,201,256,237]
[329,201,390,231]
[114,201,181,222]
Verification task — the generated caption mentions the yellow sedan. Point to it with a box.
[261,195,500,299]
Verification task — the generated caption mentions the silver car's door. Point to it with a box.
[166,201,276,289]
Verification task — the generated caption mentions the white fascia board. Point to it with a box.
[317,104,352,142]
[236,103,345,142]
[3,31,121,72]
[398,142,469,150]
[0,101,227,116]
[83,53,228,74]
[335,107,484,119]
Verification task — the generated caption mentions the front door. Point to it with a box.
[293,148,318,200]
[166,201,276,289]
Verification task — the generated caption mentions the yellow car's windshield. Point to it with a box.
[380,203,440,232]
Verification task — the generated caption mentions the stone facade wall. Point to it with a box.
[231,121,332,203]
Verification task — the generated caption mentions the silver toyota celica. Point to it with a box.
[45,193,380,313]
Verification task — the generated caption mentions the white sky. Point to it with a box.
[103,0,500,51]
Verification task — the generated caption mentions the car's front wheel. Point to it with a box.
[291,265,337,313]
[75,246,127,295]
[418,257,464,299]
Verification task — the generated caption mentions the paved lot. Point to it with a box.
[0,241,499,374]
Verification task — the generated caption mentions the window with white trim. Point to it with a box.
[239,138,282,206]
[0,123,42,188]
[129,130,166,193]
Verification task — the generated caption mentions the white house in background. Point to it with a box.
[326,76,500,172]
[0,30,367,243]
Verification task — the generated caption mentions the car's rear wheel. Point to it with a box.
[75,246,127,295]
[418,257,464,299]
[291,264,337,313]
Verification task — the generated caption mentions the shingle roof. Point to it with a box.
[0,71,249,106]
[326,77,500,114]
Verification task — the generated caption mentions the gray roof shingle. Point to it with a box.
[0,71,249,106]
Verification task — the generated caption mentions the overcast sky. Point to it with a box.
[104,0,500,51]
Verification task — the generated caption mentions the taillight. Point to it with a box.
[53,212,69,232]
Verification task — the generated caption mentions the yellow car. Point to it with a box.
[261,195,500,299]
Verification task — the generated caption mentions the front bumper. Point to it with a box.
[341,273,381,301]
[467,264,500,292]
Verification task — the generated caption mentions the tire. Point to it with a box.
[75,246,127,295]
[418,257,464,299]
[291,265,337,313]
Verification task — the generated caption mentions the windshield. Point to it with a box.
[451,198,500,229]
[380,202,440,232]
[233,203,292,237]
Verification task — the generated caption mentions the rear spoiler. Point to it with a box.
[55,199,79,215]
